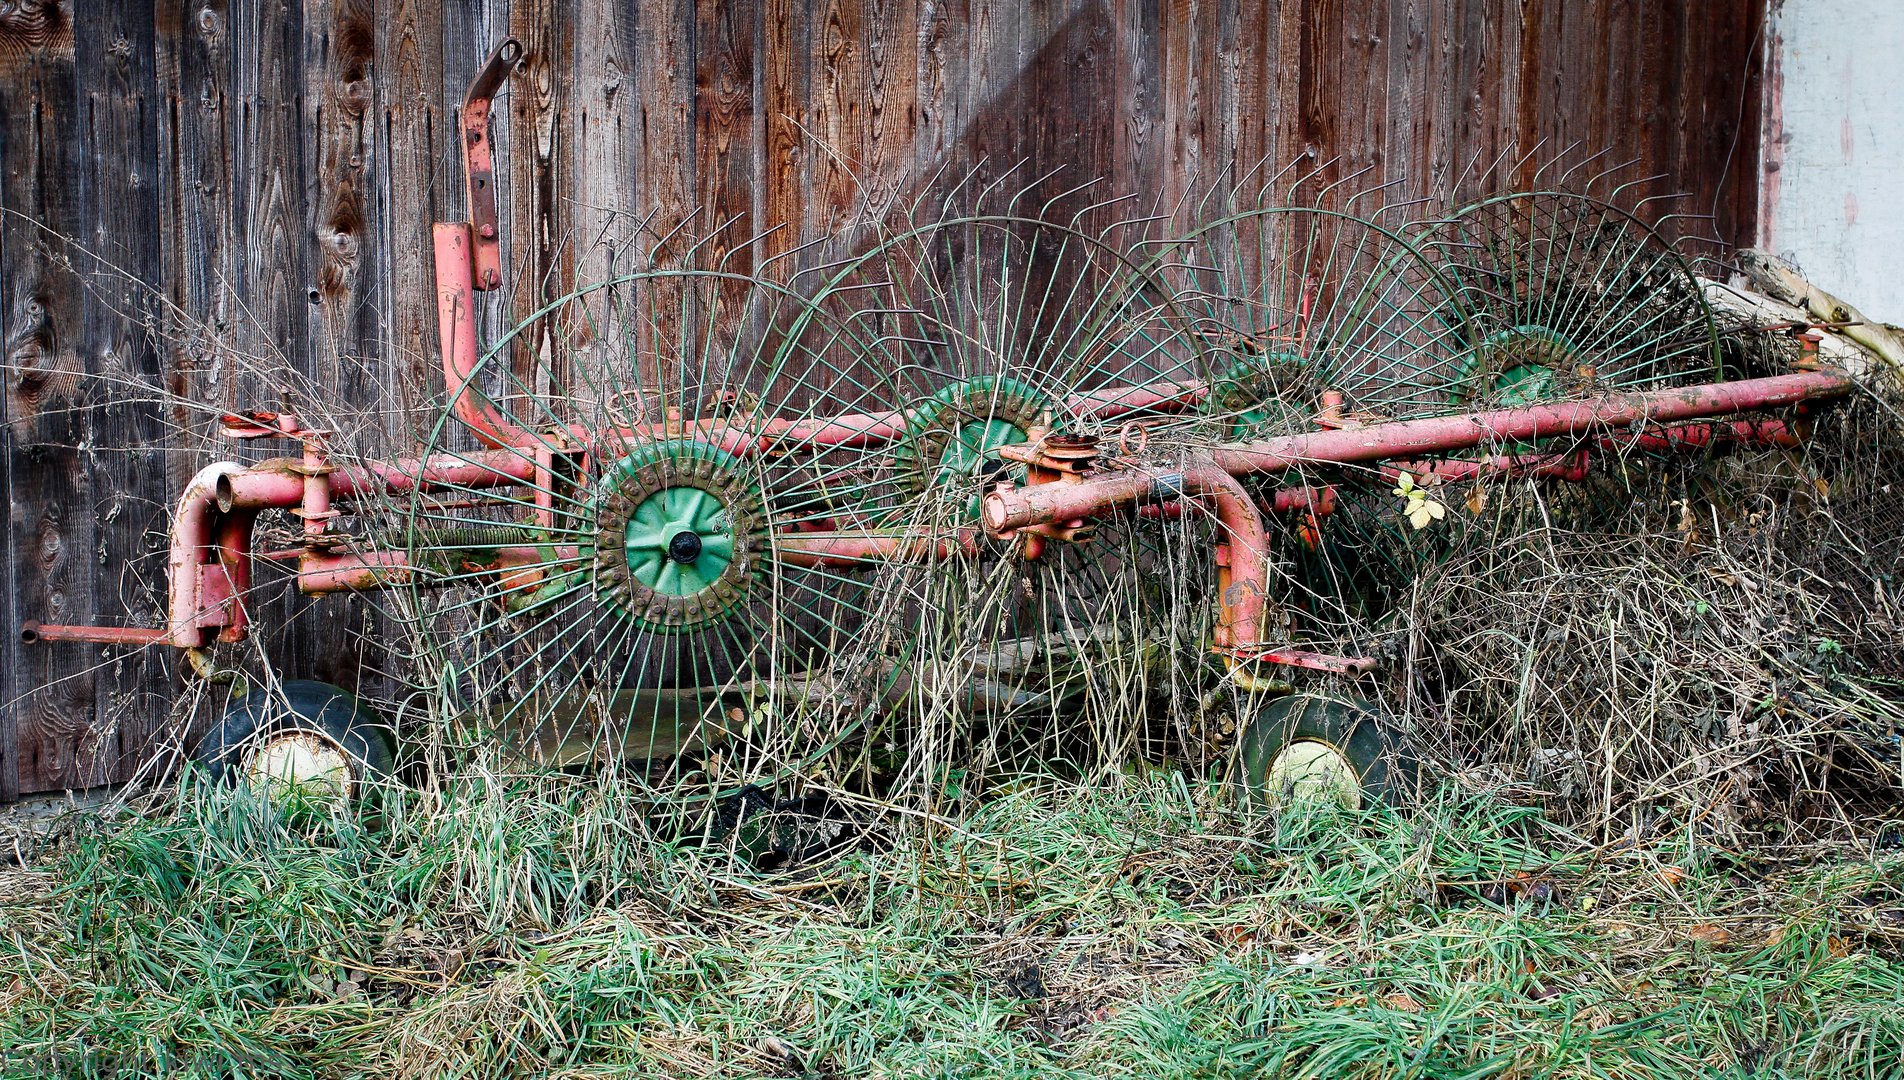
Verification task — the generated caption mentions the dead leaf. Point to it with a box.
[1382,992,1424,1013]
[1657,866,1686,887]
[1511,871,1557,902]
[1828,935,1851,958]
[1212,925,1257,947]
[756,1036,803,1069]
[1686,923,1731,945]
[1465,485,1489,515]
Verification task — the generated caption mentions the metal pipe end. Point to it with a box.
[980,489,1013,538]
[214,473,237,513]
[20,621,40,645]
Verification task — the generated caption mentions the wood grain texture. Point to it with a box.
[1,0,1768,798]
[2,0,101,793]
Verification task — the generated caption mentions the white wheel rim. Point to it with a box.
[243,729,357,805]
[1263,738,1361,810]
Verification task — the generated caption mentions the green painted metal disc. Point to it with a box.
[898,376,1049,520]
[624,485,737,597]
[1448,324,1580,406]
[1204,351,1316,439]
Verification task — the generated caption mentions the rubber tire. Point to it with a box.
[1236,693,1418,809]
[193,680,396,793]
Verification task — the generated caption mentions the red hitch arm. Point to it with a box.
[434,37,530,450]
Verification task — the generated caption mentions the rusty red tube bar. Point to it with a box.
[1209,371,1846,477]
[981,372,1852,535]
[1378,418,1799,487]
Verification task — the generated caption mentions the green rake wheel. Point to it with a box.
[899,376,1047,488]
[389,260,939,786]
[815,206,1222,764]
[1139,199,1479,667]
[1419,191,1721,406]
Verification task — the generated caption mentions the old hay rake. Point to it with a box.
[20,39,1873,816]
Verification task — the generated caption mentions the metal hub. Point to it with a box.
[243,728,356,803]
[589,441,762,632]
[1453,325,1582,405]
[1205,352,1318,438]
[901,377,1049,517]
[1261,738,1361,810]
[667,530,704,564]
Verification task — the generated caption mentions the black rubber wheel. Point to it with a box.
[1235,693,1418,809]
[192,680,396,799]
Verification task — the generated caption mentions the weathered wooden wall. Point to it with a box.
[0,0,1765,799]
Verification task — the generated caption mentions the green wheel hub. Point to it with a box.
[1450,324,1581,406]
[587,440,763,633]
[625,486,735,597]
[899,376,1049,518]
[1204,351,1315,439]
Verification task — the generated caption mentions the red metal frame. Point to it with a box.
[20,36,1861,683]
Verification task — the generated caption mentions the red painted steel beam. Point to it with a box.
[983,372,1853,534]
[460,38,520,292]
[1206,371,1850,477]
[433,223,527,449]
[19,622,171,647]
[775,529,985,568]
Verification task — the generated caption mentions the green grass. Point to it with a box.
[3,770,1901,1079]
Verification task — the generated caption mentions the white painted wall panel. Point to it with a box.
[1763,0,1904,322]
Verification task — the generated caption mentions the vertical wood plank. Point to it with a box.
[509,0,569,406]
[230,0,324,679]
[812,0,863,222]
[861,0,917,210]
[77,0,171,785]
[761,0,809,266]
[695,0,757,315]
[0,0,97,793]
[376,0,444,424]
[571,0,636,287]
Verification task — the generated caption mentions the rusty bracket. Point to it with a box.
[220,410,304,440]
[462,37,523,292]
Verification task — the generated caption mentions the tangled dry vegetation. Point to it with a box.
[1378,373,1904,844]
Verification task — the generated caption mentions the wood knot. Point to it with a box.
[340,78,371,115]
[0,0,73,62]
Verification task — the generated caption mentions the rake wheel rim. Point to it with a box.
[1262,737,1363,811]
[1205,351,1318,439]
[899,376,1050,516]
